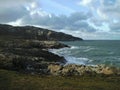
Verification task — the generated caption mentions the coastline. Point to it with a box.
[48,45,120,76]
[58,40,120,67]
[0,40,120,90]
[0,24,120,90]
[0,39,120,76]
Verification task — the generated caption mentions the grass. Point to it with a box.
[0,69,120,90]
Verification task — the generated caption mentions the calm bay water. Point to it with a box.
[50,40,120,67]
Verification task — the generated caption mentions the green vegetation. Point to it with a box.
[0,69,120,90]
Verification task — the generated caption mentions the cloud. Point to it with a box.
[109,22,120,32]
[78,0,120,33]
[98,0,120,32]
[60,29,120,40]
[17,10,94,31]
[98,0,119,19]
[0,6,28,23]
[0,0,36,23]
[0,0,120,39]
[78,0,92,6]
[0,0,34,8]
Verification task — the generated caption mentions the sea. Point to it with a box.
[49,40,120,67]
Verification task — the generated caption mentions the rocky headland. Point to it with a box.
[0,24,82,41]
[0,24,119,76]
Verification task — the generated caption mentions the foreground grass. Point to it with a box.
[0,69,120,90]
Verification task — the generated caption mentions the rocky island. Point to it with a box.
[0,24,120,90]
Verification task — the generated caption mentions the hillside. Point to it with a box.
[0,24,83,41]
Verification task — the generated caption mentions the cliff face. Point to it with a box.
[0,24,83,41]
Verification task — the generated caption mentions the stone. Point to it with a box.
[100,66,119,75]
[48,64,63,75]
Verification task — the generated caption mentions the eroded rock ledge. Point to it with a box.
[0,40,120,76]
[0,40,68,70]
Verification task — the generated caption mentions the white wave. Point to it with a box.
[70,46,79,49]
[65,56,91,65]
[49,46,93,65]
[49,47,73,56]
[83,48,95,52]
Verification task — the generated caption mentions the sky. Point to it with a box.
[0,0,120,40]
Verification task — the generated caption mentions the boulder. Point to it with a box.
[61,64,79,76]
[48,64,63,75]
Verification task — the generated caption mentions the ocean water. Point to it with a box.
[50,40,120,67]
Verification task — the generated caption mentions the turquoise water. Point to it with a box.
[50,40,120,67]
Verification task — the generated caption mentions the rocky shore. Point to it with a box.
[0,24,120,76]
[48,64,120,76]
[0,39,119,76]
[0,40,68,71]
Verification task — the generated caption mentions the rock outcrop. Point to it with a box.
[48,64,120,76]
[0,40,67,71]
[0,24,83,41]
[0,40,69,49]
